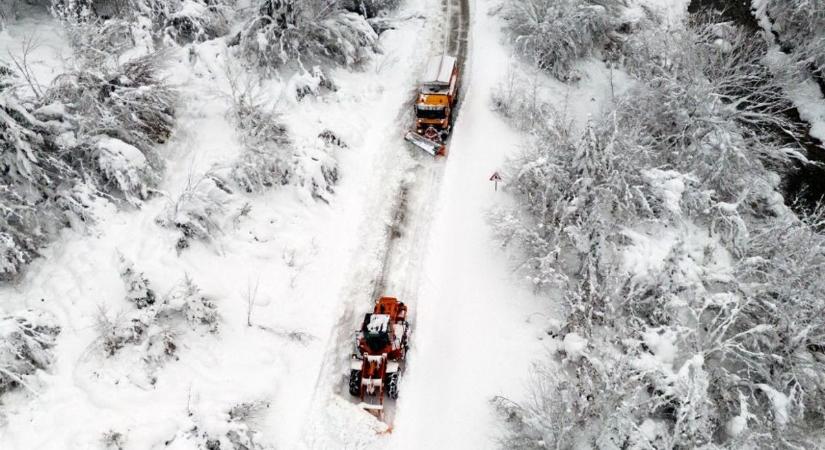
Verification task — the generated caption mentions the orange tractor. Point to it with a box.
[349,297,410,418]
[404,54,460,156]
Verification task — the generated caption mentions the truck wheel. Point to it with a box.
[349,370,361,396]
[387,372,400,400]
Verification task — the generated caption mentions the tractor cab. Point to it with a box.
[362,313,392,353]
[350,296,411,412]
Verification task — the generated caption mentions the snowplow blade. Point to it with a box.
[404,131,445,156]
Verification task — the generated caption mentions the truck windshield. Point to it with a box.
[416,106,446,119]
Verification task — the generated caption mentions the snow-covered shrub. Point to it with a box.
[42,52,175,205]
[101,430,126,450]
[165,276,219,333]
[224,79,339,201]
[502,0,624,80]
[0,309,60,395]
[494,349,650,448]
[53,0,235,45]
[142,324,177,373]
[47,51,176,154]
[492,110,654,291]
[228,87,291,192]
[340,0,400,18]
[0,50,175,279]
[94,306,178,380]
[165,404,268,450]
[94,136,156,204]
[118,254,156,309]
[95,308,151,356]
[716,212,825,439]
[0,94,91,280]
[239,0,379,71]
[156,174,231,250]
[97,274,216,383]
[318,129,347,148]
[147,0,234,44]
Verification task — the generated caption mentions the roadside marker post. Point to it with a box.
[489,171,502,191]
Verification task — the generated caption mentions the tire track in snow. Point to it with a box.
[298,0,470,443]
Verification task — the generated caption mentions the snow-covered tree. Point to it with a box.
[43,52,175,205]
[493,110,654,292]
[239,0,379,71]
[52,0,235,45]
[221,74,339,201]
[0,309,61,395]
[156,174,231,251]
[502,0,625,80]
[118,254,156,309]
[492,6,823,446]
[0,94,92,280]
[165,275,219,333]
[340,0,400,18]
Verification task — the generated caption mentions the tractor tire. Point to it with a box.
[387,372,400,400]
[349,370,361,397]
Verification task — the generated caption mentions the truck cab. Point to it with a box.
[414,55,459,136]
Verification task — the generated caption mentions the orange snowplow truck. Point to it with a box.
[404,54,460,156]
[349,297,410,418]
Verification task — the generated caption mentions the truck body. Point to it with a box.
[404,54,460,156]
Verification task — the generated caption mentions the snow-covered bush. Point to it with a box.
[156,174,231,250]
[227,86,291,192]
[42,52,175,205]
[224,78,339,201]
[52,0,235,45]
[340,0,400,18]
[164,402,268,450]
[95,307,153,356]
[764,0,825,84]
[65,18,139,65]
[147,0,234,44]
[0,48,175,279]
[47,52,176,154]
[0,309,60,395]
[0,94,92,280]
[165,276,219,333]
[97,274,218,385]
[101,430,126,450]
[118,254,156,308]
[502,0,624,80]
[239,0,379,71]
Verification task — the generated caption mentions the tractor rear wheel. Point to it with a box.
[349,370,361,396]
[387,372,400,400]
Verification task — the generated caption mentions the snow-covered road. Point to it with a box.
[390,0,548,446]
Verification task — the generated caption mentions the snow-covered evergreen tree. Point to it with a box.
[118,254,156,309]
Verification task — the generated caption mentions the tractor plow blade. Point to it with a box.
[404,131,445,156]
